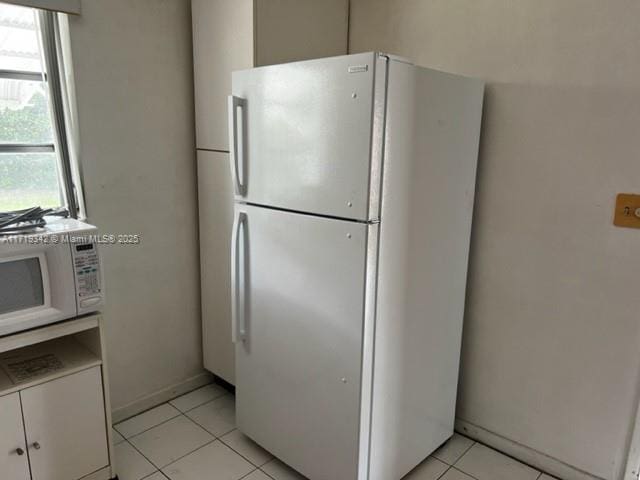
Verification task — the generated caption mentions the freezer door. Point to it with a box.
[232,203,367,480]
[230,52,380,220]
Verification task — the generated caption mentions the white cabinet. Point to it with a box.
[0,393,30,480]
[21,366,109,480]
[192,0,349,151]
[192,0,253,152]
[192,0,349,383]
[252,0,351,68]
[198,150,234,383]
[0,315,116,480]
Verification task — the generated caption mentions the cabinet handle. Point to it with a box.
[32,442,41,450]
[16,447,24,456]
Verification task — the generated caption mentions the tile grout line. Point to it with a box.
[158,410,222,468]
[455,429,545,478]
[126,411,538,480]
[179,409,230,441]
[124,417,545,480]
[437,437,549,480]
[156,437,220,472]
[122,437,165,480]
[259,468,277,480]
[140,470,170,480]
[115,411,183,441]
[237,467,259,480]
[125,387,547,480]
[114,381,223,428]
[115,401,181,425]
[432,435,476,467]
[451,465,482,480]
[260,472,277,480]
[124,404,237,472]
[171,390,229,415]
[114,383,234,479]
[122,412,217,475]
[451,439,477,466]
[451,441,540,480]
[217,430,274,469]
[435,465,452,480]
[260,458,307,480]
[125,408,224,466]
[183,407,236,439]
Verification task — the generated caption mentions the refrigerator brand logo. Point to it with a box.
[348,65,368,73]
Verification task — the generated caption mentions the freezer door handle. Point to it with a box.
[231,210,247,343]
[228,95,246,196]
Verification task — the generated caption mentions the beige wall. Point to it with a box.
[350,2,640,479]
[68,0,205,414]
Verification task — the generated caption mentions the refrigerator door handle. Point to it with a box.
[228,95,246,196]
[231,210,248,343]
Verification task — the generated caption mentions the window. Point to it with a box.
[0,4,81,216]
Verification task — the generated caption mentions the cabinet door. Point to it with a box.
[21,366,109,480]
[0,393,30,480]
[198,150,235,383]
[192,0,253,151]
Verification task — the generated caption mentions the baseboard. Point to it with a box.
[111,371,214,423]
[455,418,604,480]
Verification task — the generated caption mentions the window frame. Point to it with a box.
[0,7,80,218]
[0,68,55,152]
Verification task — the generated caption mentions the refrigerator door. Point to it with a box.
[230,52,381,221]
[232,203,367,480]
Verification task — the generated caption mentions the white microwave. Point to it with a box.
[0,218,104,337]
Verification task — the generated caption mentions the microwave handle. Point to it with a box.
[228,95,246,196]
[231,210,247,343]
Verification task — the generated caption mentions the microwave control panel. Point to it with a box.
[72,242,103,310]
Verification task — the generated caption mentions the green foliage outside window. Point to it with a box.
[0,91,60,210]
[0,91,53,144]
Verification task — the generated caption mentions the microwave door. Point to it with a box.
[0,243,76,336]
[0,255,46,316]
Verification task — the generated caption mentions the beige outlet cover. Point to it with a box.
[614,193,640,229]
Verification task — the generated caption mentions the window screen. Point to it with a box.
[0,257,44,315]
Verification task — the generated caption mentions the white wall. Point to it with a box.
[350,2,640,480]
[68,0,205,415]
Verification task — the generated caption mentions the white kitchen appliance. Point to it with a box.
[0,218,103,337]
[229,52,484,480]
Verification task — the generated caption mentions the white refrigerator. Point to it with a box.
[228,52,484,480]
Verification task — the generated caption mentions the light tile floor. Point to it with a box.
[113,383,558,480]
